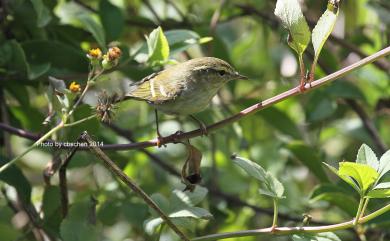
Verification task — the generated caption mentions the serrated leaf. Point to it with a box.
[312,1,339,64]
[378,150,390,179]
[30,0,52,27]
[323,162,361,193]
[274,0,310,55]
[356,144,379,171]
[147,26,170,63]
[293,232,341,241]
[339,162,379,194]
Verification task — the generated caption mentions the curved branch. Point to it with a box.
[192,203,390,241]
[1,46,390,150]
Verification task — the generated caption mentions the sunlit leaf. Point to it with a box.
[274,0,311,55]
[338,162,379,194]
[378,150,390,179]
[356,144,379,171]
[312,0,340,65]
[147,26,170,64]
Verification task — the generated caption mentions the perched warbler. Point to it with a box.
[125,57,247,140]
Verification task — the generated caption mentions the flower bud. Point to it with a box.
[87,48,102,60]
[107,47,121,61]
[69,81,81,93]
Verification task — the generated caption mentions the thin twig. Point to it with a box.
[81,132,190,241]
[59,138,81,217]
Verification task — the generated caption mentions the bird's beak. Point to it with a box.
[233,71,248,80]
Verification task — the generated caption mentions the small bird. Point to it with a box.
[125,57,247,141]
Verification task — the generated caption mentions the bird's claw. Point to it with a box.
[156,134,166,148]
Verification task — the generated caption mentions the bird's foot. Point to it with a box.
[199,122,208,136]
[156,133,167,148]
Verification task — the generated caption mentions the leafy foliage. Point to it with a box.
[0,0,389,240]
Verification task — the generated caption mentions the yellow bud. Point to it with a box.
[69,81,81,93]
[88,48,102,59]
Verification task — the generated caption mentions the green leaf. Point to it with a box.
[325,81,366,100]
[260,173,285,199]
[60,201,99,241]
[312,1,339,65]
[233,156,284,198]
[78,14,106,49]
[287,142,329,182]
[293,232,341,241]
[164,30,212,55]
[55,2,106,48]
[0,156,32,203]
[42,186,62,233]
[30,0,52,27]
[171,186,208,208]
[338,162,379,194]
[28,63,51,79]
[309,184,358,216]
[169,207,213,220]
[99,0,124,42]
[146,26,170,64]
[356,144,379,171]
[232,156,267,182]
[22,40,88,74]
[323,162,360,192]
[274,0,310,55]
[367,182,390,198]
[0,40,29,79]
[378,150,390,179]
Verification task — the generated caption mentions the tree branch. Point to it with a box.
[1,46,389,151]
[81,132,190,241]
[192,203,390,241]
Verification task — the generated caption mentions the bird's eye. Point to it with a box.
[218,70,226,76]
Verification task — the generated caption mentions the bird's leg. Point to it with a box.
[190,115,208,136]
[155,109,164,147]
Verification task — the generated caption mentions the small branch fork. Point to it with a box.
[1,46,389,151]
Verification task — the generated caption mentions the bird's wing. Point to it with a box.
[126,71,183,104]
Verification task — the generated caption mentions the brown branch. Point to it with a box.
[1,46,389,151]
[234,4,390,73]
[81,132,190,241]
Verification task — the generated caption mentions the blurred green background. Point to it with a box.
[0,0,389,240]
